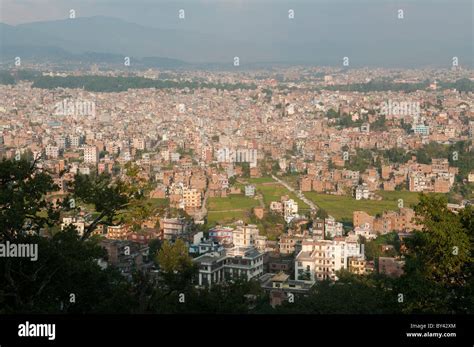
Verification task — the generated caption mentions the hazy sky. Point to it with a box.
[1,0,472,66]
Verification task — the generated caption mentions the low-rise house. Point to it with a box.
[208,226,234,245]
[355,184,370,200]
[378,257,405,277]
[260,272,315,307]
[245,185,256,197]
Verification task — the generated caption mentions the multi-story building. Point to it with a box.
[99,239,151,277]
[409,172,431,192]
[324,216,343,238]
[69,134,82,148]
[283,199,299,223]
[279,233,306,254]
[45,145,59,159]
[295,237,363,282]
[413,124,429,135]
[106,225,130,240]
[182,186,202,209]
[311,218,325,240]
[189,238,224,256]
[132,138,146,151]
[84,146,99,164]
[233,224,260,248]
[348,257,372,275]
[162,218,188,241]
[194,247,264,288]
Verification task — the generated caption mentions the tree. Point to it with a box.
[157,240,192,273]
[148,238,162,261]
[406,194,471,285]
[275,272,398,314]
[71,173,132,240]
[0,159,135,313]
[389,197,473,314]
[0,158,60,240]
[156,239,196,293]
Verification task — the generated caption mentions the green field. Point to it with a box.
[207,210,251,225]
[207,176,311,225]
[208,195,259,211]
[276,174,300,189]
[206,195,258,225]
[256,181,310,210]
[147,198,169,208]
[304,190,440,221]
[246,177,275,184]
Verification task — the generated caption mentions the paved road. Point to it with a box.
[271,174,318,212]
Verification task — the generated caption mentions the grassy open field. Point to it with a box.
[206,176,311,225]
[257,182,309,210]
[207,210,251,225]
[147,198,169,208]
[246,177,275,184]
[206,195,258,225]
[207,195,259,211]
[304,190,442,221]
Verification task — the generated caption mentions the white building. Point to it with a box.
[194,247,264,288]
[209,226,234,245]
[84,146,99,164]
[170,152,181,162]
[355,184,369,200]
[45,145,59,159]
[283,199,299,223]
[324,216,344,238]
[295,237,363,282]
[233,224,260,248]
[353,223,376,240]
[244,185,256,197]
[61,217,85,236]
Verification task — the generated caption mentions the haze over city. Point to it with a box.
[1,0,473,66]
[0,1,472,345]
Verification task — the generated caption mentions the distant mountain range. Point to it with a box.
[0,16,472,68]
[0,17,196,68]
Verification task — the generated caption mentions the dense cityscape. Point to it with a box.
[0,0,472,345]
[1,64,472,308]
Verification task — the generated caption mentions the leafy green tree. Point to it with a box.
[157,239,192,273]
[276,272,398,314]
[156,239,196,293]
[71,173,131,240]
[0,158,60,239]
[0,159,135,313]
[407,194,471,285]
[391,200,472,314]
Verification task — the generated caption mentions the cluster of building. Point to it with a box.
[1,65,472,306]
